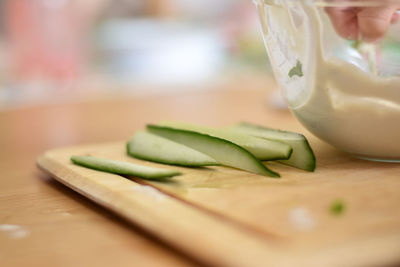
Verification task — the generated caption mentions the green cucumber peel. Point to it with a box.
[71,155,180,180]
[147,124,280,178]
[230,122,316,172]
[158,121,292,161]
[127,131,220,167]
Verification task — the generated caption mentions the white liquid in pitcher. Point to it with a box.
[258,1,400,160]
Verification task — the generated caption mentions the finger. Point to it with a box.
[391,12,399,23]
[325,7,359,40]
[357,6,399,42]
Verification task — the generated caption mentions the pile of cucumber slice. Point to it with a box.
[71,122,315,179]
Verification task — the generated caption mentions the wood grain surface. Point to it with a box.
[3,75,400,266]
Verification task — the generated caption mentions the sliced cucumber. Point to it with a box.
[71,155,180,180]
[147,125,280,178]
[157,121,292,161]
[229,123,316,171]
[127,131,219,166]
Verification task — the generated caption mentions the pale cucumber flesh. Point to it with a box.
[147,125,280,178]
[229,123,316,171]
[158,121,292,161]
[127,131,219,166]
[71,155,180,180]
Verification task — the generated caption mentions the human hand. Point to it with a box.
[325,2,400,42]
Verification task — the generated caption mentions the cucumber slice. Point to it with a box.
[147,125,280,178]
[157,121,292,161]
[71,155,180,180]
[229,123,316,171]
[127,131,219,166]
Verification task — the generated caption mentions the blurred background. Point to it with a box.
[0,0,274,110]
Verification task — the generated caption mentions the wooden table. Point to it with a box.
[0,75,285,266]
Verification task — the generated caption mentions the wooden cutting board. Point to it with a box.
[37,134,400,267]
